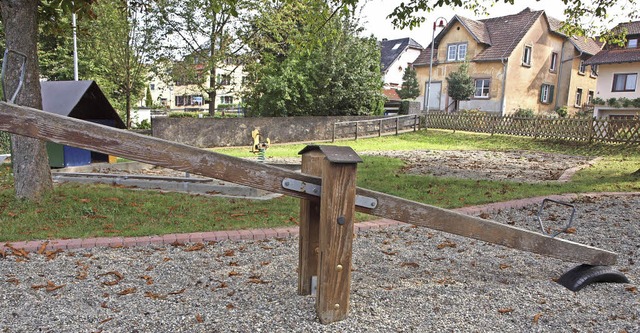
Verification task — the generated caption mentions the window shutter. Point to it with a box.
[549,85,555,103]
[540,85,544,102]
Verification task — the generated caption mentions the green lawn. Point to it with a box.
[1,129,638,242]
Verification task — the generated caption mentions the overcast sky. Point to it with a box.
[357,0,629,47]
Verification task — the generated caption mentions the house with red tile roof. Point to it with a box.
[586,21,640,118]
[413,8,602,115]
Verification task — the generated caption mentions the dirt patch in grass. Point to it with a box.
[362,150,595,183]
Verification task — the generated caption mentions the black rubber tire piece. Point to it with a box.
[557,264,630,292]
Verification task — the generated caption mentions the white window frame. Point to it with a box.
[587,90,594,105]
[473,79,490,98]
[522,45,532,66]
[540,84,554,104]
[447,43,467,62]
[550,52,558,72]
[590,64,598,77]
[575,88,583,107]
[578,60,586,75]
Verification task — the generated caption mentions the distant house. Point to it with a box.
[380,37,423,90]
[585,21,640,118]
[413,8,602,115]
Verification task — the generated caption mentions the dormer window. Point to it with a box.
[392,43,402,50]
[447,43,467,61]
[628,39,638,48]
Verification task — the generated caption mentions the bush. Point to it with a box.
[398,100,410,115]
[169,112,208,118]
[607,98,619,107]
[0,131,10,154]
[618,97,632,107]
[591,97,605,105]
[512,108,535,118]
[555,106,568,118]
[633,98,640,108]
[133,119,151,130]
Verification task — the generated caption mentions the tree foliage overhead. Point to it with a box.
[242,0,384,117]
[397,66,420,100]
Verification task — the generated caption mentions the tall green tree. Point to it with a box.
[446,62,474,112]
[86,0,162,128]
[397,66,420,100]
[156,0,246,116]
[243,0,384,117]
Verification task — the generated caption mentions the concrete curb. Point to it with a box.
[3,192,639,254]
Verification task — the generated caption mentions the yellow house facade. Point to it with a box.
[414,8,601,115]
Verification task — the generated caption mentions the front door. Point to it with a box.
[424,81,442,111]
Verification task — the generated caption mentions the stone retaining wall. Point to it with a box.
[151,116,373,148]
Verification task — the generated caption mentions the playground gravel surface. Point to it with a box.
[0,193,638,332]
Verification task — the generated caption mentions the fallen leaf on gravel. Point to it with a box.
[37,242,48,255]
[117,288,137,296]
[479,212,491,219]
[228,261,239,266]
[0,248,5,258]
[625,286,637,294]
[223,249,235,257]
[565,227,577,234]
[401,262,420,268]
[184,243,205,252]
[140,275,154,285]
[498,308,514,314]
[228,270,241,277]
[382,250,397,256]
[226,303,235,310]
[99,318,113,324]
[45,249,64,260]
[99,271,124,286]
[32,280,65,292]
[169,288,186,295]
[437,240,457,249]
[144,292,166,300]
[260,261,270,266]
[533,312,542,324]
[6,277,20,285]
[499,264,511,270]
[6,245,29,259]
[248,275,270,284]
[195,314,204,323]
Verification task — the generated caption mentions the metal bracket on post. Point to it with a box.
[1,49,27,103]
[282,178,377,209]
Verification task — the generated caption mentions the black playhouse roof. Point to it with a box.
[40,80,126,129]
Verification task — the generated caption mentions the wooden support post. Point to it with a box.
[316,153,359,324]
[298,150,324,295]
[297,145,362,324]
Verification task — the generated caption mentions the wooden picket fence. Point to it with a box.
[332,114,420,142]
[425,112,640,144]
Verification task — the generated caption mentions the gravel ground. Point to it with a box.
[1,194,638,332]
[361,150,594,183]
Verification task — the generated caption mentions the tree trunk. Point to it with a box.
[1,0,53,201]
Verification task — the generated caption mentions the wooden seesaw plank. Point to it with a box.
[0,102,616,265]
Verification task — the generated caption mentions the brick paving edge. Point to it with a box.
[2,191,639,254]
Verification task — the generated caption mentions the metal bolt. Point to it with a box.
[334,303,340,310]
[336,264,343,272]
[284,181,290,187]
[337,216,346,225]
[371,202,376,207]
